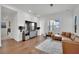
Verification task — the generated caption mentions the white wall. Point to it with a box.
[0,5,19,41]
[39,17,49,35]
[59,10,73,33]
[10,14,18,40]
[39,18,45,35]
[0,5,1,47]
[1,5,76,42]
[41,5,79,35]
[73,5,79,35]
[1,4,79,42]
[1,6,18,42]
[41,10,74,34]
[1,5,40,42]
[17,11,40,41]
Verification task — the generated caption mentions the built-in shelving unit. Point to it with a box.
[24,21,37,40]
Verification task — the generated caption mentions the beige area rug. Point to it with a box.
[36,38,63,54]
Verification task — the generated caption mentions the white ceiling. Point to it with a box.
[8,4,77,16]
[1,6,17,20]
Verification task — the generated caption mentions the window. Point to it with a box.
[49,17,61,34]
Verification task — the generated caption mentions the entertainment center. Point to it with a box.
[25,20,37,39]
[18,20,40,41]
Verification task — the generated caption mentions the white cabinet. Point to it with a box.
[30,31,37,38]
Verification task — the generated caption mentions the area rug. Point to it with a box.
[36,38,63,54]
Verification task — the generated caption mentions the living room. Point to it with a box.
[0,4,79,54]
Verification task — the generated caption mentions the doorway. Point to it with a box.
[1,6,17,46]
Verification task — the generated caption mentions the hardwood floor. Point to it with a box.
[1,35,79,54]
[0,36,47,54]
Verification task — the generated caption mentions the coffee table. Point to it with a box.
[53,34,62,41]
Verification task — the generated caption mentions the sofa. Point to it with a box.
[61,32,79,54]
[61,32,79,42]
[62,40,79,54]
[61,32,71,38]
